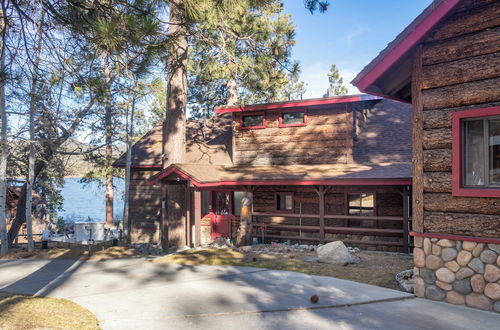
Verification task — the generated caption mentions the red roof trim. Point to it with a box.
[149,167,412,187]
[410,231,500,245]
[354,0,461,93]
[215,95,380,114]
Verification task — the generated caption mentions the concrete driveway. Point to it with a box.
[0,258,498,329]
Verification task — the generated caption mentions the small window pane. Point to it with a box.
[348,194,361,215]
[282,111,305,125]
[277,193,293,211]
[242,114,263,128]
[464,120,485,186]
[348,193,374,216]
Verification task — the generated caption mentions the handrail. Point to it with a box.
[252,212,403,222]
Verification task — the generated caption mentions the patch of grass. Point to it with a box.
[0,292,100,330]
[0,245,144,261]
[154,248,412,289]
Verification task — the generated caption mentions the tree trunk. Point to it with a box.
[122,90,136,243]
[103,50,114,228]
[25,3,45,252]
[0,7,7,255]
[164,0,188,250]
[226,78,239,106]
[236,192,253,246]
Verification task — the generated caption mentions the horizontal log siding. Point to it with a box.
[233,106,353,165]
[418,0,500,238]
[129,170,162,243]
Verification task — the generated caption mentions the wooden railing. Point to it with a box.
[252,211,410,252]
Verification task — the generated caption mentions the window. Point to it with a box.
[348,193,374,216]
[279,110,307,127]
[241,112,265,129]
[201,191,211,215]
[275,192,293,212]
[452,106,500,197]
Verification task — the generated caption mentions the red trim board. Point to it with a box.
[451,106,500,198]
[411,231,500,245]
[216,95,380,114]
[354,0,461,93]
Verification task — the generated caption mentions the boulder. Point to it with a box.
[317,241,353,264]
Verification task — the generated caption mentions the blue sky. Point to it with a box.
[283,0,432,98]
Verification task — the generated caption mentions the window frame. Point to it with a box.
[274,192,294,213]
[278,109,307,128]
[452,106,500,197]
[239,111,266,130]
[345,192,376,216]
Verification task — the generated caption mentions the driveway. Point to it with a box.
[0,258,498,329]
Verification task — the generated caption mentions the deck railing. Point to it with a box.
[252,211,410,252]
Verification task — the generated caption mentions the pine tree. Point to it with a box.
[324,64,348,97]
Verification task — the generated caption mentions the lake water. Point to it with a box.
[58,177,124,223]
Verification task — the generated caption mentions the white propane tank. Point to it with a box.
[74,222,106,243]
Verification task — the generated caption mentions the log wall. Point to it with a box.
[232,104,360,165]
[128,170,162,243]
[416,0,500,237]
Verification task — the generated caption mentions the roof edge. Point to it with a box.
[352,0,462,94]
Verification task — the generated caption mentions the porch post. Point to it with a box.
[161,183,168,250]
[402,186,409,253]
[185,186,192,248]
[193,189,202,247]
[316,186,325,244]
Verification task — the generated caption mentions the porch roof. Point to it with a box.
[149,162,412,187]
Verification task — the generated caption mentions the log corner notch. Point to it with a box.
[314,185,332,244]
[236,189,254,247]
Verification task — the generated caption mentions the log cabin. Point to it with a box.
[114,94,413,253]
[352,0,500,312]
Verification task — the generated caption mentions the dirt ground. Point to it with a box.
[154,244,413,290]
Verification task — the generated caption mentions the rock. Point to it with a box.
[488,244,500,254]
[395,269,414,293]
[444,261,460,273]
[413,267,420,276]
[436,268,455,283]
[498,255,500,267]
[414,277,425,298]
[316,241,353,264]
[456,240,462,251]
[494,301,500,313]
[239,245,253,252]
[431,238,438,243]
[431,244,442,256]
[437,239,455,248]
[457,250,473,266]
[484,264,500,282]
[426,255,443,270]
[425,285,445,301]
[436,280,452,291]
[462,241,477,251]
[421,268,437,284]
[213,237,228,247]
[472,243,485,257]
[456,267,475,280]
[414,248,425,267]
[423,238,431,255]
[466,293,493,311]
[414,236,423,248]
[441,248,458,262]
[446,291,465,305]
[484,283,500,300]
[471,274,485,293]
[453,279,472,294]
[480,250,497,264]
[468,258,485,274]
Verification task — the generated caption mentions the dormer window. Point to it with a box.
[240,112,265,129]
[279,109,307,127]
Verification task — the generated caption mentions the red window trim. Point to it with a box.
[452,106,500,198]
[274,192,294,213]
[239,111,266,130]
[279,109,307,128]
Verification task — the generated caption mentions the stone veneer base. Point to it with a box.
[413,237,500,313]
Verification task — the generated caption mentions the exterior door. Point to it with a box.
[210,191,233,240]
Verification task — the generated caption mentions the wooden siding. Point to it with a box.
[417,0,500,237]
[129,170,162,243]
[232,105,354,165]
